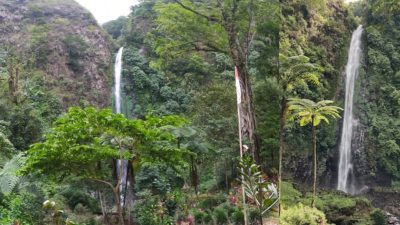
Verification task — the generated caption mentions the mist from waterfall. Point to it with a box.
[114,47,128,204]
[337,25,363,194]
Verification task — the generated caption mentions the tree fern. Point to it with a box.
[287,98,342,207]
[0,153,26,194]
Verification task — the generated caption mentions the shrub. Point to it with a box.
[198,193,226,210]
[61,188,100,213]
[248,208,261,224]
[192,209,205,224]
[281,182,302,207]
[281,203,328,225]
[213,207,228,224]
[63,35,88,73]
[370,209,386,225]
[231,209,244,225]
[132,190,173,225]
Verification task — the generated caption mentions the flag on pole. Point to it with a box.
[235,66,241,105]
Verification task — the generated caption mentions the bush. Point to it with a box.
[198,193,226,210]
[61,188,100,213]
[370,209,386,225]
[0,193,44,225]
[213,207,228,224]
[281,203,328,225]
[203,211,213,224]
[135,163,184,196]
[192,209,205,224]
[281,182,302,207]
[132,190,173,225]
[231,209,244,225]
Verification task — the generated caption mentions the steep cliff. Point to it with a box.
[0,0,113,108]
[280,0,355,188]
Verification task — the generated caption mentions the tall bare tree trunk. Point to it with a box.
[278,98,287,214]
[7,60,20,104]
[223,14,260,164]
[235,64,260,164]
[311,117,317,208]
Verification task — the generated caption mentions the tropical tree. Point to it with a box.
[168,125,209,194]
[276,54,322,212]
[153,0,280,162]
[287,98,342,207]
[23,107,189,225]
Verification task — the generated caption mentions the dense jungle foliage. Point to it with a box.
[0,0,399,224]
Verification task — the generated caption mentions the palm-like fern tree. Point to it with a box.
[277,54,322,212]
[287,98,342,207]
[0,153,25,194]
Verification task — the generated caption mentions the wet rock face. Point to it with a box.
[0,0,113,109]
[366,189,400,218]
[387,212,400,225]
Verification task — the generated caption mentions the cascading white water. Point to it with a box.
[114,47,128,204]
[114,47,123,114]
[337,26,363,194]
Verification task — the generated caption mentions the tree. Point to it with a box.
[0,120,14,160]
[287,98,342,207]
[369,0,400,18]
[153,0,280,162]
[6,55,23,104]
[103,16,128,39]
[276,54,322,212]
[23,107,189,225]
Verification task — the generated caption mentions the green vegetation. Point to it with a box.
[0,0,399,224]
[281,203,328,225]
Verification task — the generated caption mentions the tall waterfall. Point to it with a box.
[114,47,128,204]
[114,47,123,113]
[337,26,363,194]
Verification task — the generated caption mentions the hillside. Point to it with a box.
[0,0,113,109]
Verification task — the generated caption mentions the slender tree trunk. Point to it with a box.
[311,117,317,208]
[99,191,108,224]
[190,156,199,195]
[7,60,19,104]
[113,188,125,225]
[278,98,287,214]
[224,158,229,192]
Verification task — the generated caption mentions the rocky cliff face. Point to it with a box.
[0,0,113,108]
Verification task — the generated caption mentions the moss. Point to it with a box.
[370,209,385,225]
[315,193,357,211]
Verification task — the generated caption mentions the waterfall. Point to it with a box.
[337,26,363,194]
[114,47,123,113]
[113,47,128,204]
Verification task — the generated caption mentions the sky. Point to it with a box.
[76,0,360,24]
[75,0,139,24]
